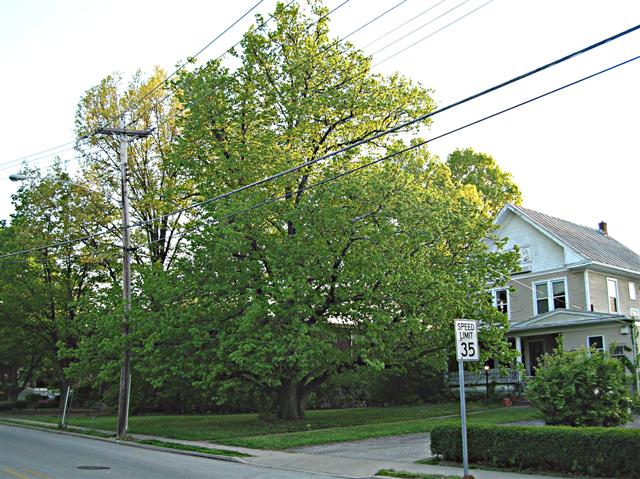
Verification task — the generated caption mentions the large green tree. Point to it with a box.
[74,67,194,269]
[128,2,518,419]
[447,148,521,217]
[1,167,115,403]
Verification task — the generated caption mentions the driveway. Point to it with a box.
[291,432,432,462]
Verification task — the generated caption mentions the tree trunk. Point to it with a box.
[276,377,304,420]
[7,366,19,401]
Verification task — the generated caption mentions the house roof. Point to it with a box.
[508,309,631,334]
[507,204,640,273]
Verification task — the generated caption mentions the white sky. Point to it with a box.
[1,0,639,253]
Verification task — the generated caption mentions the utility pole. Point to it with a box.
[96,122,152,438]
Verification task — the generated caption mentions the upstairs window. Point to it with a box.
[535,283,550,314]
[534,278,567,315]
[629,282,637,301]
[493,289,509,316]
[552,280,567,309]
[607,278,619,313]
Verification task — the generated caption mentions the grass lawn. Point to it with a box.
[377,470,459,479]
[16,403,540,449]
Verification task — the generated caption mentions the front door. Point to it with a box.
[528,340,545,375]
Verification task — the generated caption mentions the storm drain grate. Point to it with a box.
[77,466,111,470]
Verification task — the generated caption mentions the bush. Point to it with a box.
[0,401,27,411]
[526,348,632,426]
[431,424,640,478]
[0,400,17,411]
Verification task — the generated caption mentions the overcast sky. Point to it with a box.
[1,0,639,253]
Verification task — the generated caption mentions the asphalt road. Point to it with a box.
[0,425,347,479]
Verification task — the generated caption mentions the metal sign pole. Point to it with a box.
[61,386,71,429]
[454,319,478,479]
[458,358,469,478]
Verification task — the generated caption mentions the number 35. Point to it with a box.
[461,342,476,357]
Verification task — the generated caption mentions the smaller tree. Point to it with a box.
[526,348,632,426]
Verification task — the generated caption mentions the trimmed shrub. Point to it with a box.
[431,424,640,478]
[526,348,632,426]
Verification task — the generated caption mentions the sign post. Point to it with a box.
[454,319,480,478]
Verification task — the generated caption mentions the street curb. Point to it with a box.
[0,420,248,464]
[1,420,371,478]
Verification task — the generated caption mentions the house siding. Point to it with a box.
[562,323,636,367]
[497,214,566,272]
[588,271,640,315]
[508,270,586,323]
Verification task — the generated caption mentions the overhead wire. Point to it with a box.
[145,0,499,158]
[0,1,277,174]
[121,0,266,125]
[0,0,472,176]
[369,0,473,57]
[362,0,448,49]
[127,0,357,130]
[141,53,640,250]
[373,0,494,66]
[2,49,637,261]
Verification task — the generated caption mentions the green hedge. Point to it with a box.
[431,424,640,478]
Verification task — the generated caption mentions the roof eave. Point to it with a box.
[495,204,586,262]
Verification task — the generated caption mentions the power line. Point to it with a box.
[150,53,640,246]
[122,0,266,125]
[373,0,494,67]
[146,0,509,162]
[1,0,466,176]
[129,0,357,131]
[339,0,409,43]
[2,51,637,261]
[362,0,448,50]
[370,0,473,57]
[1,1,276,173]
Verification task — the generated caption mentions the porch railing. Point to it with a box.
[445,368,523,386]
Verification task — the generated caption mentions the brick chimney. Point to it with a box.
[598,221,608,236]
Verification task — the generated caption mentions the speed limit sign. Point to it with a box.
[455,319,479,361]
[454,319,480,477]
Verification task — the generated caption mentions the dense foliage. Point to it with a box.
[431,424,640,478]
[526,348,632,426]
[2,1,521,417]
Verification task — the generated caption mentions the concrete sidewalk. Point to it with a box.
[0,417,585,479]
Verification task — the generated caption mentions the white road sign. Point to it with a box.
[455,319,479,361]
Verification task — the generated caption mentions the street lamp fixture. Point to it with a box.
[9,173,102,195]
[9,174,29,182]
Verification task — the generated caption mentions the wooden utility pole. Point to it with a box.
[96,122,152,438]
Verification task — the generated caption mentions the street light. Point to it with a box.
[484,364,490,400]
[9,173,103,195]
[9,174,29,182]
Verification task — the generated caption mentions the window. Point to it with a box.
[552,280,566,309]
[607,278,619,313]
[518,245,532,271]
[533,278,567,315]
[611,345,625,357]
[535,283,549,314]
[493,289,509,316]
[629,282,637,301]
[587,335,605,353]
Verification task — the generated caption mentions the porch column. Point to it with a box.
[515,336,523,363]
